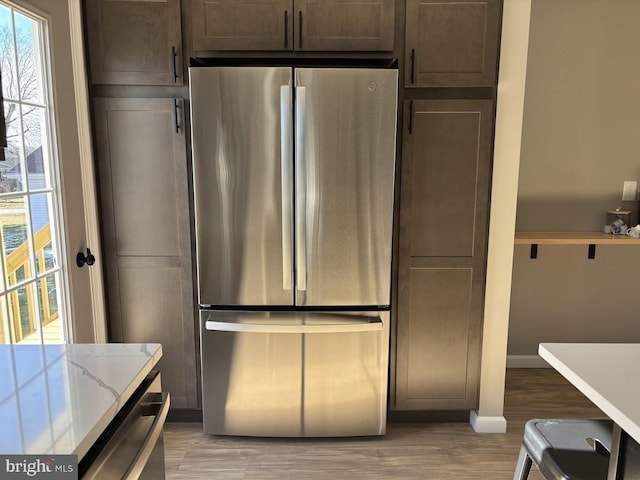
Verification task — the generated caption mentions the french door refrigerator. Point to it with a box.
[189,66,398,437]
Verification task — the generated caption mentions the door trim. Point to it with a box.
[4,0,107,342]
[68,0,107,342]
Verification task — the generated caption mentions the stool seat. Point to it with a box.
[513,419,613,480]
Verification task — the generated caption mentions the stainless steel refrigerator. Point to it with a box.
[189,66,398,437]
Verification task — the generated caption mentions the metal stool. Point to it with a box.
[513,419,613,480]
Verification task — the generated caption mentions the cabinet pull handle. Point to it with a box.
[171,46,178,83]
[173,99,181,133]
[410,48,416,85]
[284,11,288,48]
[408,100,413,135]
[298,11,303,49]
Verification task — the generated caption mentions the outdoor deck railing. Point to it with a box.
[1,223,58,343]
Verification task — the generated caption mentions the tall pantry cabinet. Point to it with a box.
[391,0,502,411]
[84,0,199,410]
[394,99,494,410]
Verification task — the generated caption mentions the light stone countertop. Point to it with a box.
[0,343,162,460]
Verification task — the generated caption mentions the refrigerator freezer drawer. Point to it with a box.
[200,310,390,437]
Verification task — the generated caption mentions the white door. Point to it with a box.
[0,0,105,344]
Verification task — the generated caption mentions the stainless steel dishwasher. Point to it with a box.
[79,370,170,479]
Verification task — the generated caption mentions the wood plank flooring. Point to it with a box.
[163,369,605,479]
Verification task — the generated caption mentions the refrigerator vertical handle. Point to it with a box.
[280,85,293,291]
[295,85,307,292]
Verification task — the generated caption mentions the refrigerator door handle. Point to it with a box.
[205,319,382,334]
[295,85,307,293]
[280,85,293,291]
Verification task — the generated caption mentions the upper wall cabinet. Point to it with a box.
[85,0,183,85]
[296,0,394,51]
[192,0,291,51]
[191,0,395,52]
[405,0,501,87]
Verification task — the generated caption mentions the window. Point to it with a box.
[0,1,66,344]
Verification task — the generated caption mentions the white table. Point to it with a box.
[539,343,640,479]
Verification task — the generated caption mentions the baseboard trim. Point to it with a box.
[388,410,469,423]
[166,408,203,423]
[506,355,551,368]
[469,411,507,433]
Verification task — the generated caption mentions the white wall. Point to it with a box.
[508,0,640,356]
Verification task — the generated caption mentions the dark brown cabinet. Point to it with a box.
[192,0,291,51]
[404,0,501,87]
[93,98,198,409]
[82,0,501,417]
[191,0,394,52]
[85,0,199,410]
[85,0,183,85]
[296,0,394,51]
[394,99,493,410]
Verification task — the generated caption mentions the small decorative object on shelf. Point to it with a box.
[604,207,631,234]
[627,225,640,238]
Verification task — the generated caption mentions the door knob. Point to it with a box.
[76,248,96,267]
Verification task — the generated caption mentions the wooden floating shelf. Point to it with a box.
[515,232,640,245]
[514,232,640,259]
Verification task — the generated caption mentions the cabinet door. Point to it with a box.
[192,0,293,51]
[394,100,493,410]
[85,0,183,85]
[295,0,394,51]
[94,98,198,409]
[405,0,501,87]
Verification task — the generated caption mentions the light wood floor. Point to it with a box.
[163,369,605,479]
